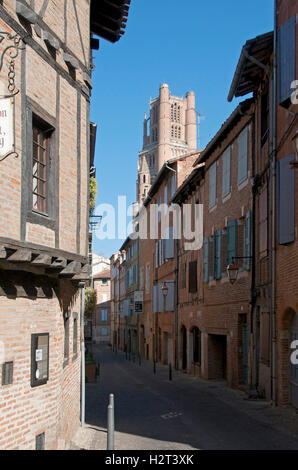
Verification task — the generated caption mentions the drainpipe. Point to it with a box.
[270,0,277,405]
[175,236,179,370]
[80,283,86,426]
[250,113,257,393]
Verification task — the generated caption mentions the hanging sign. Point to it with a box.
[0,96,14,160]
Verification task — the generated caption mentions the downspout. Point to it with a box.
[80,284,86,427]
[175,236,179,370]
[250,113,257,393]
[270,0,277,405]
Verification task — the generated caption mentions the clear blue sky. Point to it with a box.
[91,0,274,258]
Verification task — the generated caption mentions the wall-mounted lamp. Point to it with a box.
[226,257,252,285]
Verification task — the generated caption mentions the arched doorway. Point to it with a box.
[181,326,187,370]
[290,313,298,408]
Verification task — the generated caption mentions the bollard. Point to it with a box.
[169,363,172,381]
[107,394,114,450]
[153,360,156,374]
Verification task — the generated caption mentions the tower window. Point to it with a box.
[143,175,146,183]
[178,127,181,139]
[171,126,174,138]
[175,126,177,138]
[177,106,180,123]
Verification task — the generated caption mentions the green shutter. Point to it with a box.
[215,230,222,279]
[227,220,238,264]
[244,211,252,270]
[203,238,209,283]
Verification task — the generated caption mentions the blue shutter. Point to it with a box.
[152,285,158,313]
[215,230,222,279]
[244,211,252,270]
[164,226,174,259]
[209,163,217,208]
[278,16,296,105]
[203,238,209,283]
[227,220,238,264]
[238,127,248,184]
[278,155,295,244]
[222,147,231,197]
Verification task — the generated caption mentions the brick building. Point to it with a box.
[93,269,111,344]
[228,0,298,406]
[0,0,131,450]
[173,99,254,389]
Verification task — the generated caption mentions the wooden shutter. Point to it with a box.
[222,147,231,197]
[227,220,238,264]
[278,16,296,105]
[277,155,295,245]
[215,230,222,279]
[244,211,252,269]
[189,260,198,293]
[203,238,209,283]
[164,226,174,259]
[238,127,248,184]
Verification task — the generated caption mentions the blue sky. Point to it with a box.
[90,0,274,258]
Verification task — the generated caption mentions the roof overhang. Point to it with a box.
[228,31,273,102]
[193,98,254,166]
[91,0,131,43]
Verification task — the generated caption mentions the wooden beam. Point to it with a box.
[47,257,67,271]
[32,254,52,267]
[71,264,90,281]
[59,261,82,278]
[7,249,32,263]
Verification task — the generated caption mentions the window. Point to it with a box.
[171,126,174,138]
[227,219,238,264]
[209,162,217,208]
[278,15,296,106]
[32,124,48,213]
[170,173,177,198]
[63,311,70,366]
[222,146,231,197]
[101,309,108,321]
[102,278,108,286]
[31,333,49,387]
[189,260,197,293]
[178,127,181,139]
[177,105,180,123]
[203,238,209,283]
[73,314,78,357]
[101,328,108,336]
[277,155,295,245]
[2,361,13,386]
[238,126,248,184]
[164,184,168,206]
[140,267,144,290]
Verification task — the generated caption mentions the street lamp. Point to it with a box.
[161,282,168,312]
[226,257,253,285]
[226,261,239,285]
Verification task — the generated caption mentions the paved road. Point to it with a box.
[84,344,298,450]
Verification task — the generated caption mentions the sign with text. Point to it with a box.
[0,97,14,159]
[134,291,144,314]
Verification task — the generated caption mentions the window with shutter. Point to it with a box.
[165,281,175,311]
[277,154,295,245]
[215,230,222,280]
[209,163,217,208]
[238,126,248,184]
[227,220,238,264]
[278,15,296,106]
[171,173,177,197]
[189,260,197,293]
[164,226,174,259]
[222,147,231,197]
[203,238,209,283]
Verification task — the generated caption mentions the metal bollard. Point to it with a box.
[107,394,115,450]
[169,363,172,381]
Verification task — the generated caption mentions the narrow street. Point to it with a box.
[76,344,298,450]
